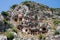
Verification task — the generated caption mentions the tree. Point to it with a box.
[3,19,8,24]
[11,4,18,9]
[1,11,9,17]
[50,8,56,13]
[1,11,10,21]
[2,19,13,32]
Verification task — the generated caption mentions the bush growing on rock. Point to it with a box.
[1,11,10,21]
[3,19,8,24]
[6,32,14,40]
[53,20,60,25]
[39,33,46,40]
[11,4,18,9]
[1,11,9,17]
[1,19,13,32]
[54,29,60,35]
[12,27,18,33]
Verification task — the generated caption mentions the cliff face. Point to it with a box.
[0,1,60,40]
[8,1,60,19]
[6,1,60,27]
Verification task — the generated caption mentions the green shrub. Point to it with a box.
[11,4,18,9]
[53,20,60,25]
[6,32,14,40]
[2,19,13,32]
[22,1,32,8]
[54,29,60,35]
[39,33,45,40]
[50,8,56,11]
[12,27,18,33]
[1,11,9,16]
[3,19,8,24]
[8,23,13,28]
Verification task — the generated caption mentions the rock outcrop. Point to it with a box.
[0,1,60,40]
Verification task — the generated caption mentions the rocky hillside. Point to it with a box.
[0,1,60,40]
